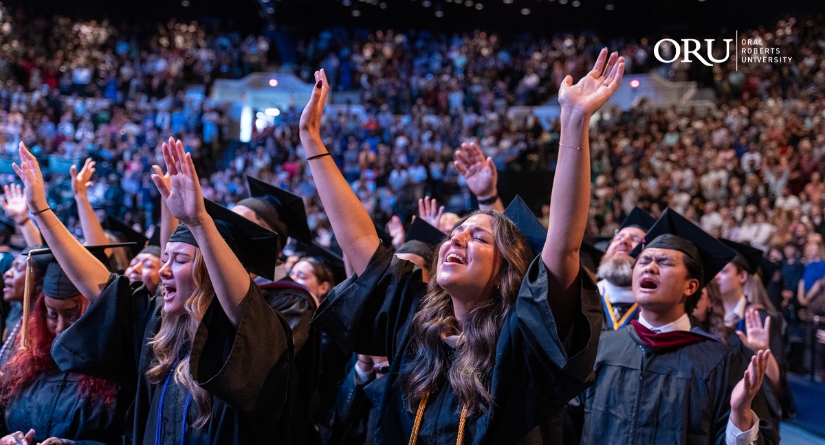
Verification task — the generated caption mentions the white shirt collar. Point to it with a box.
[597,280,636,304]
[724,296,748,327]
[637,313,692,333]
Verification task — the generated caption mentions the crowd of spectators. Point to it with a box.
[1,8,825,379]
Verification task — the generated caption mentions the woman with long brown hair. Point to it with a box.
[11,139,296,444]
[301,49,623,444]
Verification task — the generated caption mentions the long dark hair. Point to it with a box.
[398,210,534,418]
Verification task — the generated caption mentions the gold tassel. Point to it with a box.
[19,255,32,350]
[408,392,467,445]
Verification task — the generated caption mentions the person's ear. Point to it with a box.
[684,278,700,300]
[318,281,330,297]
[739,270,749,286]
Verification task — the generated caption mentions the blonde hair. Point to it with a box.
[146,247,215,427]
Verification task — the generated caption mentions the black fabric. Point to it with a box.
[102,216,149,258]
[579,324,780,445]
[326,357,386,445]
[139,245,161,258]
[37,245,118,299]
[1,368,125,444]
[311,245,602,445]
[503,195,547,256]
[246,175,313,245]
[168,222,197,246]
[50,274,297,445]
[395,241,432,259]
[404,218,444,248]
[619,207,656,231]
[236,197,289,249]
[721,239,764,274]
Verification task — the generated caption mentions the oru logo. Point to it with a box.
[653,39,734,66]
[654,36,793,69]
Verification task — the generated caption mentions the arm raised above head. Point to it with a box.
[541,49,624,333]
[299,69,379,276]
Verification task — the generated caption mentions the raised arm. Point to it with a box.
[0,184,42,246]
[454,142,505,213]
[299,69,379,275]
[151,139,249,326]
[542,49,624,327]
[71,158,110,247]
[14,143,111,301]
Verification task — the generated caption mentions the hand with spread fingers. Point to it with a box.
[151,138,206,227]
[418,197,444,229]
[455,142,498,200]
[558,48,624,118]
[11,142,49,214]
[69,158,95,198]
[0,184,30,225]
[387,215,405,250]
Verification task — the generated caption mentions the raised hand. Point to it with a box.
[455,142,498,199]
[70,158,95,198]
[316,227,333,247]
[0,184,30,224]
[730,349,770,432]
[387,215,405,249]
[12,142,49,213]
[39,438,76,445]
[299,69,330,146]
[418,197,444,229]
[151,163,171,194]
[736,307,771,353]
[558,48,624,117]
[151,139,206,227]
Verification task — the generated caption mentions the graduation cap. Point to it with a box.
[243,176,312,246]
[619,207,656,232]
[301,242,347,284]
[759,258,779,283]
[102,216,149,258]
[405,218,445,247]
[719,239,764,275]
[168,199,281,281]
[580,240,605,272]
[503,195,546,256]
[374,221,394,248]
[20,243,134,349]
[630,208,736,291]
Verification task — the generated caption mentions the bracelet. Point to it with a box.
[31,206,51,216]
[307,152,331,161]
[477,195,499,205]
[559,142,587,150]
[15,217,30,226]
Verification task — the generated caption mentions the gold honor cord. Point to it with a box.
[20,255,32,350]
[408,392,468,445]
[603,296,639,331]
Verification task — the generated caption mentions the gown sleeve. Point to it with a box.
[311,245,426,358]
[188,278,295,419]
[51,274,156,386]
[265,287,316,353]
[499,256,603,405]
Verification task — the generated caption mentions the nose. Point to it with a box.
[449,230,469,248]
[54,317,70,337]
[159,259,173,279]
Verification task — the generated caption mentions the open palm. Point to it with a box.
[455,142,497,198]
[70,158,95,197]
[736,307,771,353]
[152,139,205,226]
[0,184,29,222]
[558,48,624,117]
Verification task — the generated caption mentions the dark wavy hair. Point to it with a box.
[0,293,118,408]
[398,209,534,418]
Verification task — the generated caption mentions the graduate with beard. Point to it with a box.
[595,207,655,331]
[579,209,779,445]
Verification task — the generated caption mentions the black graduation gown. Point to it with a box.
[580,324,780,445]
[1,368,124,444]
[50,274,297,445]
[260,279,322,445]
[311,245,602,445]
[326,356,387,445]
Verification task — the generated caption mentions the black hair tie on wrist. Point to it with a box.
[477,195,499,205]
[307,152,331,161]
[31,206,51,216]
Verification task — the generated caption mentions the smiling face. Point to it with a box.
[632,248,699,316]
[44,295,83,337]
[605,226,646,258]
[159,242,198,317]
[3,255,27,303]
[436,213,500,303]
[125,253,162,293]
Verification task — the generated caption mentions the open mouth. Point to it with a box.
[163,285,177,299]
[445,252,466,265]
[639,277,658,290]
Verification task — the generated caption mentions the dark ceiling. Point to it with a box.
[10,0,823,39]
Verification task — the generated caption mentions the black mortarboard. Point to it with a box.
[580,240,605,272]
[302,242,347,284]
[30,243,135,299]
[148,227,161,247]
[140,245,161,258]
[168,199,281,281]
[405,218,445,248]
[244,176,312,246]
[21,245,49,279]
[630,208,736,290]
[720,239,763,275]
[102,216,149,258]
[503,195,546,256]
[759,258,779,283]
[619,207,656,232]
[395,241,433,261]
